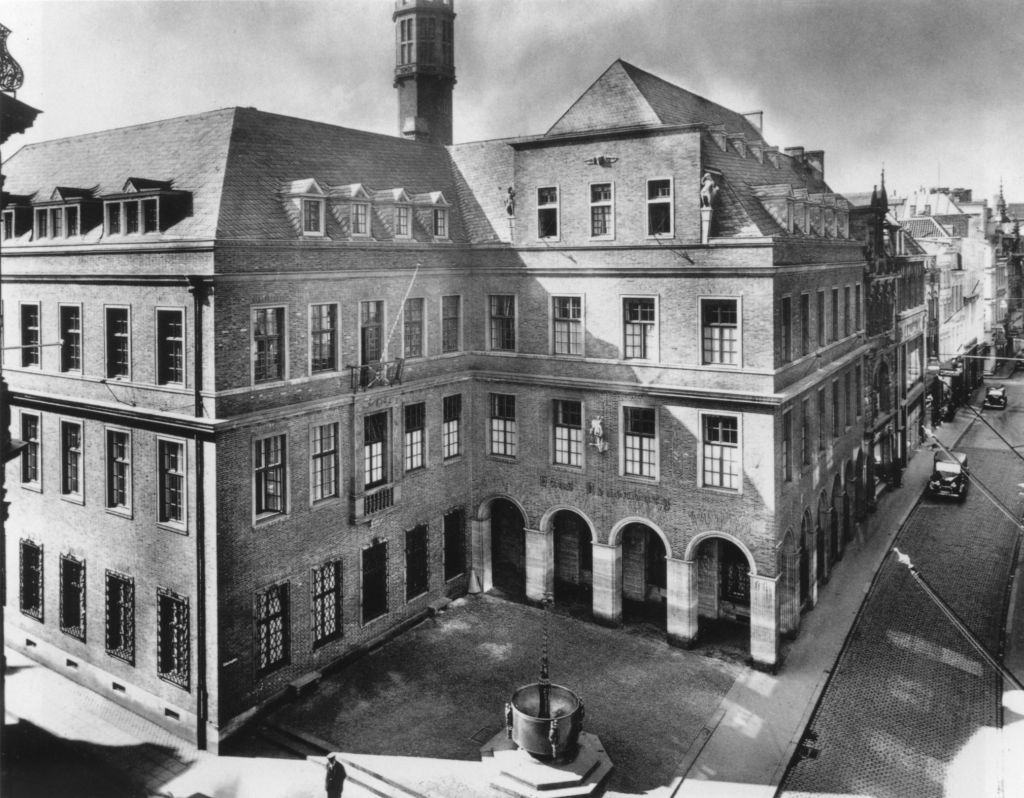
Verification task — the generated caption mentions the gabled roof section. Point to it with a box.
[50,186,95,202]
[282,178,327,196]
[409,190,449,206]
[902,217,951,239]
[546,60,765,141]
[372,188,413,204]
[332,183,371,201]
[122,177,173,193]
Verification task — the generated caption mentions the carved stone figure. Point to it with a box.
[700,172,719,208]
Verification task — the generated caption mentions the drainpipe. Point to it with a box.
[187,276,211,750]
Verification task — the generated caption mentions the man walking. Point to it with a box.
[325,753,347,798]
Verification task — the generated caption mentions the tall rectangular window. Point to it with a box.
[362,539,389,624]
[801,398,811,465]
[142,199,159,233]
[253,307,285,383]
[158,439,186,525]
[20,304,40,367]
[364,411,388,488]
[312,560,342,647]
[855,364,863,417]
[50,207,64,238]
[855,285,862,331]
[302,199,322,234]
[157,589,189,688]
[106,203,121,235]
[843,287,851,337]
[255,435,286,516]
[443,394,462,460]
[781,296,792,363]
[831,288,840,341]
[310,303,338,373]
[590,182,613,238]
[157,309,184,385]
[405,525,429,601]
[60,554,86,640]
[702,299,739,365]
[490,393,517,457]
[399,17,413,64]
[782,410,792,482]
[20,413,40,486]
[442,295,461,353]
[845,371,852,429]
[404,402,426,472]
[443,508,465,582]
[800,294,810,356]
[34,208,48,238]
[19,540,43,621]
[61,421,82,498]
[647,178,673,236]
[395,205,411,237]
[703,415,739,490]
[624,406,657,478]
[432,208,448,238]
[537,186,559,239]
[553,296,582,356]
[352,203,369,235]
[816,291,826,347]
[106,429,131,512]
[105,571,135,664]
[60,305,82,372]
[818,388,826,450]
[624,298,656,360]
[66,205,79,237]
[106,307,130,379]
[404,297,424,358]
[489,295,516,351]
[255,583,289,675]
[361,300,383,364]
[310,423,338,502]
[553,399,583,467]
[832,381,841,438]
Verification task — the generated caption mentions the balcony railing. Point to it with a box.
[349,359,404,391]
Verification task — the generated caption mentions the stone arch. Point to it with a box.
[609,516,673,559]
[545,507,597,607]
[475,493,531,528]
[684,530,758,576]
[485,496,528,598]
[538,504,597,543]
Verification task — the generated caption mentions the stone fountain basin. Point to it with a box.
[510,682,584,761]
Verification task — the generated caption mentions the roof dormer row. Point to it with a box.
[751,184,850,238]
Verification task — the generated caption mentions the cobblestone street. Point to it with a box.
[781,396,1024,797]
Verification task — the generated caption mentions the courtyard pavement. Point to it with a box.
[4,389,1002,798]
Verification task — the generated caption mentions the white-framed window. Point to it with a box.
[3,209,15,240]
[104,198,159,235]
[157,588,190,688]
[254,434,287,519]
[702,414,739,491]
[701,298,739,366]
[156,308,185,385]
[404,297,424,358]
[489,295,516,352]
[552,296,582,356]
[623,406,657,479]
[59,304,82,373]
[60,420,84,500]
[20,411,41,489]
[105,306,131,379]
[360,300,384,365]
[310,303,339,373]
[443,394,461,460]
[404,402,426,472]
[590,182,614,238]
[490,393,517,457]
[310,422,339,503]
[553,399,583,467]
[302,198,324,236]
[623,297,656,360]
[363,411,389,488]
[105,427,132,514]
[432,208,449,239]
[20,303,40,368]
[441,295,461,354]
[537,186,559,239]
[253,306,286,383]
[158,438,187,528]
[351,202,369,236]
[33,205,80,239]
[398,16,414,64]
[646,178,673,236]
[395,205,411,238]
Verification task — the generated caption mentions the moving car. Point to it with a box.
[984,385,1008,409]
[927,450,969,501]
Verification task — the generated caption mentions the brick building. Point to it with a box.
[3,0,874,750]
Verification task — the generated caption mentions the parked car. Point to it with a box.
[984,385,1008,409]
[927,450,969,501]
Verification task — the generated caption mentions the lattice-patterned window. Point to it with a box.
[310,303,338,373]
[255,583,289,675]
[701,299,738,365]
[404,402,426,472]
[442,394,461,460]
[404,298,424,358]
[553,400,582,467]
[623,298,655,360]
[310,423,338,502]
[158,439,185,525]
[405,525,429,601]
[362,539,389,624]
[443,508,465,582]
[60,554,86,641]
[157,309,185,385]
[490,393,516,457]
[312,561,342,648]
[20,412,40,487]
[441,295,461,353]
[703,414,739,490]
[624,406,657,478]
[19,540,43,621]
[60,421,83,498]
[105,571,135,664]
[363,412,388,488]
[157,588,190,689]
[255,434,286,516]
[106,429,131,512]
[253,306,285,383]
[60,305,82,372]
[489,295,516,352]
[106,307,130,379]
[553,297,582,356]
[20,304,40,367]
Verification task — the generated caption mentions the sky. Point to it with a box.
[3,0,1024,203]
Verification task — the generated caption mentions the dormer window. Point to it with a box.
[302,199,324,235]
[433,207,449,239]
[2,210,12,240]
[102,178,189,237]
[396,205,411,238]
[352,202,369,236]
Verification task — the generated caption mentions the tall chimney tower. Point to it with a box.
[393,0,456,145]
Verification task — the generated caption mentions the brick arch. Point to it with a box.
[683,530,757,576]
[538,505,597,543]
[475,494,531,529]
[608,516,672,558]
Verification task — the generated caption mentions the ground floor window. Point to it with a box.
[312,561,342,648]
[405,525,429,601]
[443,508,466,581]
[157,588,190,689]
[362,539,389,623]
[20,540,43,621]
[105,571,135,664]
[60,554,86,640]
[255,583,289,675]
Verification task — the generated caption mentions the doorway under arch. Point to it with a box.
[490,498,526,598]
[620,522,666,629]
[552,509,593,609]
[800,509,813,608]
[691,535,754,658]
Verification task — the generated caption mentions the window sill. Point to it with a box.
[60,493,85,506]
[157,520,189,536]
[360,613,389,629]
[620,473,660,485]
[105,506,133,521]
[551,462,584,473]
[20,482,42,494]
[442,454,463,465]
[311,495,345,512]
[488,454,518,464]
[698,484,741,496]
[252,512,288,530]
[445,572,466,584]
[405,590,429,604]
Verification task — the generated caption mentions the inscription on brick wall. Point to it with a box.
[537,475,671,511]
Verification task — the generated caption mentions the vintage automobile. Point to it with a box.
[927,450,969,501]
[984,384,1008,409]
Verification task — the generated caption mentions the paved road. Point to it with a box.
[780,387,1024,798]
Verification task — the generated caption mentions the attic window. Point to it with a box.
[105,198,159,235]
[302,199,324,235]
[396,205,411,238]
[351,202,370,236]
[730,137,747,158]
[2,210,12,240]
[433,208,449,239]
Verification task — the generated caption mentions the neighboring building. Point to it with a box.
[3,0,876,750]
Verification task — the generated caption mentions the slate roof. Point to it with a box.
[902,217,951,239]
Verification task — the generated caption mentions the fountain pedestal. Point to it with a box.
[481,730,612,798]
